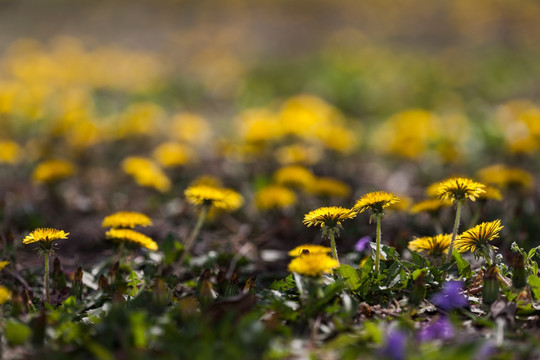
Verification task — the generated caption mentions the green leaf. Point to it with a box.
[338,264,361,290]
[528,274,540,300]
[4,319,32,346]
[453,250,472,278]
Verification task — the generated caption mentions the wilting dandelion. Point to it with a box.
[454,220,503,265]
[353,191,399,274]
[435,177,485,263]
[303,206,357,266]
[23,227,69,303]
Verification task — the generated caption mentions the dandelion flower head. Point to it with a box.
[353,191,400,215]
[408,234,451,257]
[0,286,11,304]
[303,206,357,228]
[0,140,21,164]
[288,252,339,277]
[0,261,9,271]
[185,185,244,211]
[410,198,453,214]
[32,159,75,183]
[152,142,194,168]
[105,228,158,251]
[23,228,69,245]
[436,177,485,202]
[122,156,171,193]
[102,211,153,229]
[255,185,297,210]
[288,244,331,257]
[477,164,533,190]
[454,220,503,254]
[273,165,315,189]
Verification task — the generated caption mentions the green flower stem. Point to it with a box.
[178,205,209,266]
[44,252,50,304]
[446,201,462,264]
[329,231,340,267]
[375,214,382,274]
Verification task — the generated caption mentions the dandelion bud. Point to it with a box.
[483,265,499,306]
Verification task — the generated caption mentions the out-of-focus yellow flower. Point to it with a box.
[0,261,10,271]
[387,194,412,211]
[410,198,452,214]
[353,191,400,215]
[496,101,540,154]
[105,228,158,251]
[23,228,69,245]
[273,165,315,189]
[189,175,223,188]
[32,159,75,183]
[171,113,212,146]
[408,234,451,257]
[255,185,297,210]
[152,142,194,168]
[478,185,503,201]
[121,156,171,193]
[314,124,358,154]
[0,286,11,304]
[237,108,283,144]
[288,252,339,277]
[308,177,351,197]
[115,102,165,138]
[288,244,331,257]
[454,220,503,254]
[303,206,357,228]
[185,185,243,211]
[102,211,153,229]
[279,95,341,138]
[274,144,322,165]
[65,119,103,150]
[0,140,21,164]
[477,164,533,191]
[436,177,485,203]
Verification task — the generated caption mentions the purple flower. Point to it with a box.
[431,280,468,311]
[418,316,454,342]
[355,236,371,252]
[475,341,496,360]
[380,330,406,360]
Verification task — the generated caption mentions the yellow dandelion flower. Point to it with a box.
[408,234,451,257]
[410,198,453,214]
[273,165,315,189]
[102,211,152,229]
[121,156,171,193]
[0,286,11,304]
[185,185,244,211]
[23,228,69,245]
[105,228,158,251]
[477,164,533,190]
[32,159,75,183]
[388,194,412,211]
[274,144,322,165]
[454,220,503,254]
[152,142,194,168]
[287,252,339,277]
[288,244,331,257]
[0,140,21,164]
[171,113,212,145]
[353,191,400,215]
[303,206,357,228]
[0,261,9,271]
[255,185,297,210]
[237,108,283,144]
[308,177,351,198]
[436,177,485,203]
[478,185,503,201]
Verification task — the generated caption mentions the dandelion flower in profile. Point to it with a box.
[185,185,243,212]
[454,220,503,263]
[288,252,339,277]
[105,228,158,251]
[32,159,75,183]
[288,244,331,257]
[273,165,315,189]
[408,234,451,258]
[255,185,297,210]
[23,228,69,245]
[303,206,357,229]
[353,191,400,215]
[0,286,11,304]
[477,164,533,191]
[436,177,485,203]
[102,211,153,229]
[410,198,453,214]
[23,227,69,304]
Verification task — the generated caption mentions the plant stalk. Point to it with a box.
[44,252,50,304]
[178,205,209,266]
[329,231,340,267]
[375,215,382,274]
[446,201,462,264]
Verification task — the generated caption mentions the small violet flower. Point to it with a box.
[431,280,468,311]
[380,330,406,360]
[355,236,371,252]
[418,316,454,342]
